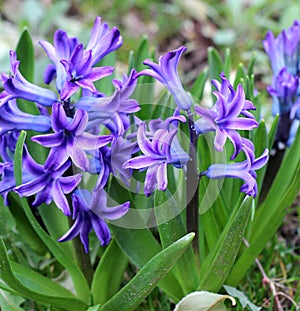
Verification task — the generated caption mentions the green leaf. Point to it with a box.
[127,50,135,73]
[99,233,195,311]
[15,28,34,83]
[7,193,47,255]
[267,114,279,149]
[13,131,27,186]
[0,289,25,311]
[11,261,75,298]
[111,224,183,301]
[226,162,300,286]
[190,71,207,101]
[223,285,261,311]
[253,120,268,157]
[233,63,245,89]
[94,52,116,94]
[199,196,252,292]
[200,208,222,252]
[91,239,128,304]
[0,203,16,238]
[13,131,90,303]
[247,54,256,77]
[208,47,224,83]
[154,190,200,294]
[0,239,88,311]
[173,291,236,311]
[38,203,75,259]
[87,305,101,311]
[150,91,174,120]
[223,48,231,78]
[133,35,151,72]
[258,126,300,214]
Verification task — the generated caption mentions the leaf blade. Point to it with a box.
[99,233,195,311]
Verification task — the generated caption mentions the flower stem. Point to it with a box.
[186,111,199,255]
[259,114,291,203]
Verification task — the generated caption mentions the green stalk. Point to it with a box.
[186,112,199,254]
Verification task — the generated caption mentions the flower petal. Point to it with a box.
[31,132,64,147]
[156,162,168,191]
[123,155,160,169]
[52,180,71,216]
[100,201,130,220]
[91,216,111,246]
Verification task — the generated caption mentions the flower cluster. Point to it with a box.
[194,73,268,197]
[0,17,131,252]
[263,20,300,146]
[0,16,268,252]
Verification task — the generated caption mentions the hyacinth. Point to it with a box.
[0,51,58,107]
[13,148,82,216]
[40,16,122,93]
[0,16,137,252]
[58,189,130,253]
[267,67,299,115]
[195,73,258,159]
[123,116,189,196]
[138,46,193,111]
[59,44,114,100]
[89,136,136,189]
[0,100,51,135]
[39,30,80,91]
[0,132,20,204]
[204,148,269,197]
[263,20,300,145]
[76,75,140,136]
[263,20,300,77]
[0,12,270,257]
[31,102,112,171]
[86,16,123,65]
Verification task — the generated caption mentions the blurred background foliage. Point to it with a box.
[1,0,300,82]
[0,0,299,309]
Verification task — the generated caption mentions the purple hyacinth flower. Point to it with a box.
[263,20,300,77]
[14,149,81,215]
[0,130,19,163]
[112,69,139,110]
[58,188,130,253]
[0,146,36,205]
[0,162,17,205]
[90,136,136,189]
[31,103,112,171]
[0,132,31,205]
[123,119,189,196]
[77,85,140,135]
[267,67,299,115]
[60,44,114,100]
[0,100,51,135]
[195,73,258,158]
[204,148,269,197]
[40,30,80,91]
[0,51,58,107]
[138,46,193,111]
[263,21,300,145]
[89,146,111,190]
[86,16,123,65]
